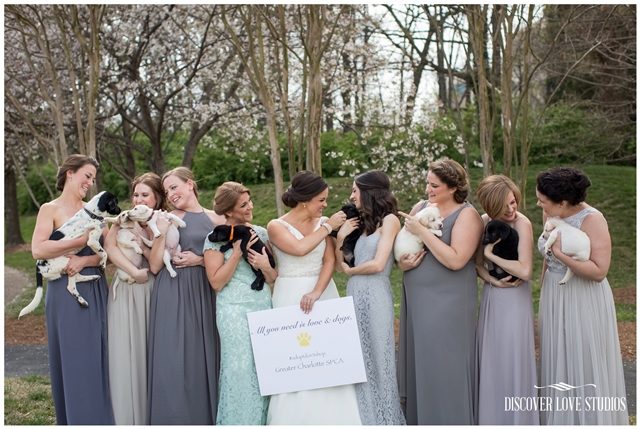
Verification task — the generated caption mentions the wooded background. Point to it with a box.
[4,5,636,244]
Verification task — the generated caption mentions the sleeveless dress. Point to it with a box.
[107,229,154,425]
[203,225,272,425]
[147,211,220,424]
[347,231,406,425]
[45,245,114,424]
[398,202,478,425]
[537,206,628,425]
[266,217,362,425]
[476,220,539,424]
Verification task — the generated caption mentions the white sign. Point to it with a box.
[247,296,367,396]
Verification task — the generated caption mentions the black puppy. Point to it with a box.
[207,224,276,291]
[482,219,520,281]
[330,203,362,267]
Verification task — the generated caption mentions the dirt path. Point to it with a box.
[4,266,30,306]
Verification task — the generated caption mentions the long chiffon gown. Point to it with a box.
[107,249,154,424]
[538,206,628,425]
[347,232,406,425]
[203,225,272,425]
[398,202,478,425]
[45,245,114,424]
[266,218,362,425]
[147,210,220,424]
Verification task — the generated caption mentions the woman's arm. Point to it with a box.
[104,224,149,283]
[267,212,344,257]
[407,207,483,271]
[300,236,336,314]
[203,240,243,292]
[148,215,171,275]
[31,203,88,260]
[342,215,400,275]
[483,214,533,281]
[551,211,611,282]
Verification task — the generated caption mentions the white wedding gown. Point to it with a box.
[266,218,362,425]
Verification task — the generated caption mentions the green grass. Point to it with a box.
[4,376,56,425]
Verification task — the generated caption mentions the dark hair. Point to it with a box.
[213,181,251,217]
[536,167,591,205]
[282,171,328,208]
[429,158,470,203]
[56,154,99,192]
[354,170,398,235]
[131,172,167,211]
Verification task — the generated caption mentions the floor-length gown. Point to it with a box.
[538,206,628,425]
[347,232,405,425]
[398,202,477,425]
[147,211,220,424]
[476,280,539,424]
[266,218,362,425]
[107,259,153,424]
[203,225,272,425]
[45,245,114,425]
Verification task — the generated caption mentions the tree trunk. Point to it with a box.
[5,165,25,246]
[305,5,324,174]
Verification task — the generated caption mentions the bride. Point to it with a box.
[266,171,362,425]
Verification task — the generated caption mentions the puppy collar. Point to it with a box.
[84,207,103,220]
[229,224,234,241]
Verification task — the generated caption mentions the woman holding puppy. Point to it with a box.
[146,167,226,424]
[104,172,166,425]
[474,175,538,425]
[336,170,405,425]
[536,167,627,425]
[266,170,361,425]
[203,182,276,424]
[396,158,482,425]
[31,154,113,424]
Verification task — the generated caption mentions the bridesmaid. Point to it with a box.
[397,158,482,425]
[31,154,113,424]
[336,170,405,425]
[203,182,276,425]
[147,167,225,424]
[105,172,166,425]
[474,175,539,425]
[536,167,628,424]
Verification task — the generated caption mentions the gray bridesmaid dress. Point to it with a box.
[45,245,114,424]
[348,232,406,425]
[147,210,220,424]
[538,206,628,425]
[398,202,478,425]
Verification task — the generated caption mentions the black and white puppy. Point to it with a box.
[207,224,276,291]
[19,191,121,318]
[482,219,520,281]
[330,203,362,268]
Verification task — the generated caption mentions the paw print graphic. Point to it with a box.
[297,332,311,347]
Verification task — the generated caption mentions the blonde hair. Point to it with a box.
[131,172,167,211]
[162,167,198,199]
[476,174,522,219]
[428,158,470,203]
[213,181,250,217]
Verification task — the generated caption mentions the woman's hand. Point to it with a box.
[490,275,523,288]
[300,290,321,314]
[550,232,563,258]
[326,210,348,231]
[172,250,204,268]
[247,234,272,271]
[398,211,426,236]
[397,250,426,271]
[156,215,171,236]
[131,268,149,284]
[337,218,359,242]
[64,254,88,276]
[340,261,354,275]
[484,240,498,258]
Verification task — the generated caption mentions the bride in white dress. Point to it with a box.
[266,171,362,425]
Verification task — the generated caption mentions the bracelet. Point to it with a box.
[321,222,333,234]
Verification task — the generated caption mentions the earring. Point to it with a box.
[303,203,307,208]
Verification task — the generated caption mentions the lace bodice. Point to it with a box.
[537,206,599,272]
[270,218,327,278]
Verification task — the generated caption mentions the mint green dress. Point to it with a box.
[203,225,272,425]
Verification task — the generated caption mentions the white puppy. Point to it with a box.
[543,216,591,285]
[106,205,186,279]
[394,205,443,262]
